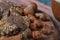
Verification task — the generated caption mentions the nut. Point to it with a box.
[32,31,42,39]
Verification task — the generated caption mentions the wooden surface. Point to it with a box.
[52,0,60,21]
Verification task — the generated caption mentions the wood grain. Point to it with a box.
[52,0,60,21]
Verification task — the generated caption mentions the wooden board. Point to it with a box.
[52,0,60,21]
